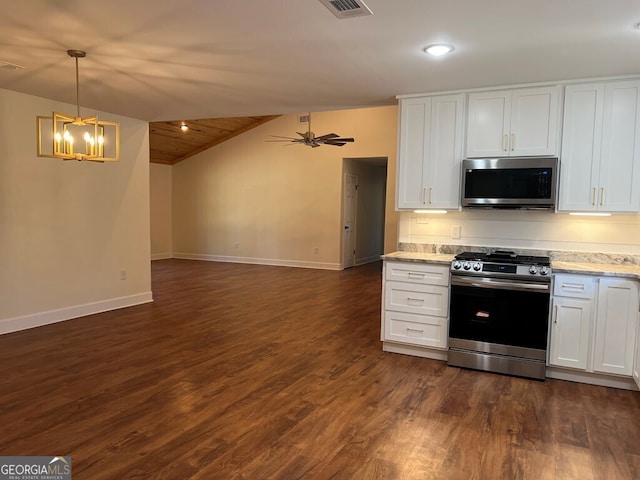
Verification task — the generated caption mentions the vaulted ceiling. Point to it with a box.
[1,1,639,162]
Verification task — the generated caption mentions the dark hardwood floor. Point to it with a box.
[1,259,639,479]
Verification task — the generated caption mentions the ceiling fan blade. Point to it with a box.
[315,133,340,141]
[324,137,354,144]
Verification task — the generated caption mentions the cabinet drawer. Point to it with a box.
[384,281,449,317]
[553,274,595,299]
[385,261,449,286]
[384,310,447,349]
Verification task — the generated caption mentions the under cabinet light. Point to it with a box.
[415,210,447,214]
[568,212,612,217]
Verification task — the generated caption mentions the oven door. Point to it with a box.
[449,275,550,359]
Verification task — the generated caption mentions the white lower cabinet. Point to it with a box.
[549,296,592,370]
[633,315,640,389]
[550,274,639,379]
[381,261,449,350]
[593,278,639,375]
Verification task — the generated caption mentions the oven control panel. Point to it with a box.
[451,261,551,278]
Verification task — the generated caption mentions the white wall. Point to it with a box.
[400,209,640,255]
[171,106,399,269]
[150,163,173,259]
[0,88,152,334]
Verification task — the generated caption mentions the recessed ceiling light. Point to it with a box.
[423,44,455,56]
[180,124,188,132]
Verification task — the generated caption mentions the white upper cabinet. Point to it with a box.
[396,94,464,210]
[559,80,640,212]
[466,86,561,158]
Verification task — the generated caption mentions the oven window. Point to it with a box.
[449,284,549,350]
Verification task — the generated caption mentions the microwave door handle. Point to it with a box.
[451,275,549,292]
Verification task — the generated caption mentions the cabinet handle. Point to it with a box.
[553,305,558,325]
[600,187,605,206]
[422,187,427,205]
[407,327,424,334]
[406,297,424,305]
[592,187,597,206]
[562,283,585,291]
[408,272,426,278]
[429,187,433,204]
[503,134,509,151]
[511,133,515,151]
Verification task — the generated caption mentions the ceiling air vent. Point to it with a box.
[298,114,310,124]
[318,0,373,19]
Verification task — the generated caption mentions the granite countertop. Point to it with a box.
[382,251,640,280]
[552,261,640,279]
[381,251,454,265]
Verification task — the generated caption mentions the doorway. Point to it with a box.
[342,157,388,269]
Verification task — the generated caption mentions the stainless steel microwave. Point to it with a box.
[461,157,559,209]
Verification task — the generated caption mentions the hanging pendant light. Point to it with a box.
[36,50,120,162]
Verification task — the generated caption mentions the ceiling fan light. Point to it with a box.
[423,44,454,56]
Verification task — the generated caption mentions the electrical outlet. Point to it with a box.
[314,247,319,254]
[234,242,239,249]
[451,225,462,239]
[120,270,127,280]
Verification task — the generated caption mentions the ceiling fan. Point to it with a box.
[267,113,355,148]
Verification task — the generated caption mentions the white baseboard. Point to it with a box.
[151,253,172,261]
[0,292,154,335]
[172,252,342,271]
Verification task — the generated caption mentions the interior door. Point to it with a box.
[343,174,357,268]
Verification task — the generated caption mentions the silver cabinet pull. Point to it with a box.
[511,133,515,151]
[407,327,424,334]
[600,187,605,206]
[429,187,433,204]
[592,187,597,206]
[406,297,425,305]
[553,305,558,325]
[503,134,508,151]
[422,187,427,205]
[407,272,426,278]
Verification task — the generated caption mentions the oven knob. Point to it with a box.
[529,266,538,275]
[540,266,549,276]
[473,262,481,271]
[463,262,471,270]
[452,261,462,270]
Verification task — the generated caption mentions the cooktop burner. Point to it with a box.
[455,250,550,266]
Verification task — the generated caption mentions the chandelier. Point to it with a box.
[36,50,120,162]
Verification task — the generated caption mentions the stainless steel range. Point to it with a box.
[448,250,552,380]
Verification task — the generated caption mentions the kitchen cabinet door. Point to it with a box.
[633,313,640,389]
[593,278,639,376]
[510,86,561,156]
[558,84,604,211]
[396,94,464,209]
[466,86,560,158]
[597,80,640,212]
[466,91,510,158]
[427,94,464,209]
[559,80,640,213]
[549,297,592,370]
[396,97,431,209]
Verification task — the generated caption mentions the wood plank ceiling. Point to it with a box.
[149,115,280,165]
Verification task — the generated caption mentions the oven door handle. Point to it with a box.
[451,275,550,292]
